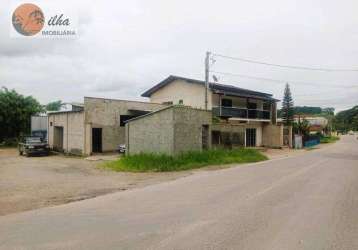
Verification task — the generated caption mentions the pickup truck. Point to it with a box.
[18,137,50,157]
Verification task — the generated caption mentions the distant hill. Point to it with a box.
[278,106,335,117]
[333,106,358,132]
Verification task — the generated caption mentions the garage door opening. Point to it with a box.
[92,128,102,153]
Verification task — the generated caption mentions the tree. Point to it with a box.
[45,100,63,111]
[281,83,294,125]
[293,117,310,136]
[322,107,335,116]
[333,106,358,132]
[0,87,43,142]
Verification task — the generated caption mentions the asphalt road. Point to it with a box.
[1,135,358,250]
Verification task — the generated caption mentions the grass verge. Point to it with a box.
[103,148,268,172]
[320,136,340,144]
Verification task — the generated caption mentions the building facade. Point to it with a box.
[48,75,285,156]
[48,97,166,155]
[141,76,281,149]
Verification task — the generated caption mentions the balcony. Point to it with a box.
[212,106,271,121]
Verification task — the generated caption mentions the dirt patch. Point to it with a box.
[0,148,190,216]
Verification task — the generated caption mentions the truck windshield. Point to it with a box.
[26,138,42,144]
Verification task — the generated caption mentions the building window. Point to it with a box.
[120,115,136,127]
[50,122,53,126]
[247,102,257,110]
[221,99,232,107]
[178,99,184,105]
[263,101,271,111]
[163,101,173,105]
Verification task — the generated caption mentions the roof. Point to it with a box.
[141,75,279,102]
[126,105,210,124]
[47,110,83,115]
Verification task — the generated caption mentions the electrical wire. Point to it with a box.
[210,70,358,89]
[212,53,358,72]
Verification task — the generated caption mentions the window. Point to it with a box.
[247,102,257,110]
[163,101,173,105]
[221,99,232,107]
[263,101,271,111]
[178,99,184,105]
[120,115,136,127]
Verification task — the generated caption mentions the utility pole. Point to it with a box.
[205,51,211,110]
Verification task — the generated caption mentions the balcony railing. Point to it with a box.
[212,106,271,120]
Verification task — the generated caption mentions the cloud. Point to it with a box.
[0,0,357,111]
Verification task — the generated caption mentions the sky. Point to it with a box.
[1,0,358,112]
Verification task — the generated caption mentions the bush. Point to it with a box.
[0,138,19,147]
[320,136,340,144]
[104,148,268,172]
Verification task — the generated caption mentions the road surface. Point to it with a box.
[1,135,358,250]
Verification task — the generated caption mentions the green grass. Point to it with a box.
[320,136,340,144]
[103,148,268,172]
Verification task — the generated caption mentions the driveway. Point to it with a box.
[0,149,189,216]
[1,135,357,249]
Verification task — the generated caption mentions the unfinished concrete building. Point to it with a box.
[126,106,212,155]
[49,75,287,156]
[48,97,165,155]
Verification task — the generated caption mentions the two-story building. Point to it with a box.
[125,76,285,155]
[47,75,286,156]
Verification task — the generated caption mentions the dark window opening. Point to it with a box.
[247,102,257,110]
[263,102,271,111]
[221,99,232,107]
[179,99,184,105]
[163,101,173,105]
[212,131,221,145]
[120,115,137,127]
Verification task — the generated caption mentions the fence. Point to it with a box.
[303,135,320,148]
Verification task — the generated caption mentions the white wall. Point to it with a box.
[149,80,213,109]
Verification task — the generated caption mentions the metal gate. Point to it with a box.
[246,128,256,147]
[211,129,245,149]
[283,126,290,146]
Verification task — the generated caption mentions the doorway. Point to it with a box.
[53,126,64,151]
[92,128,102,153]
[246,128,257,147]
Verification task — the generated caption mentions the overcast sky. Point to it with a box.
[1,0,358,112]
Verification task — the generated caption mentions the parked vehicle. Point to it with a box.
[118,144,126,154]
[18,137,50,157]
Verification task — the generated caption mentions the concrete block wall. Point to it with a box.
[126,107,175,155]
[48,111,85,155]
[84,97,166,154]
[126,106,212,155]
[172,107,212,154]
[262,124,284,148]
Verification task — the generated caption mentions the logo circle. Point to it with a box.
[12,3,45,36]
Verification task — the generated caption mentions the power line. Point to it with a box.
[212,53,358,72]
[210,70,358,89]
